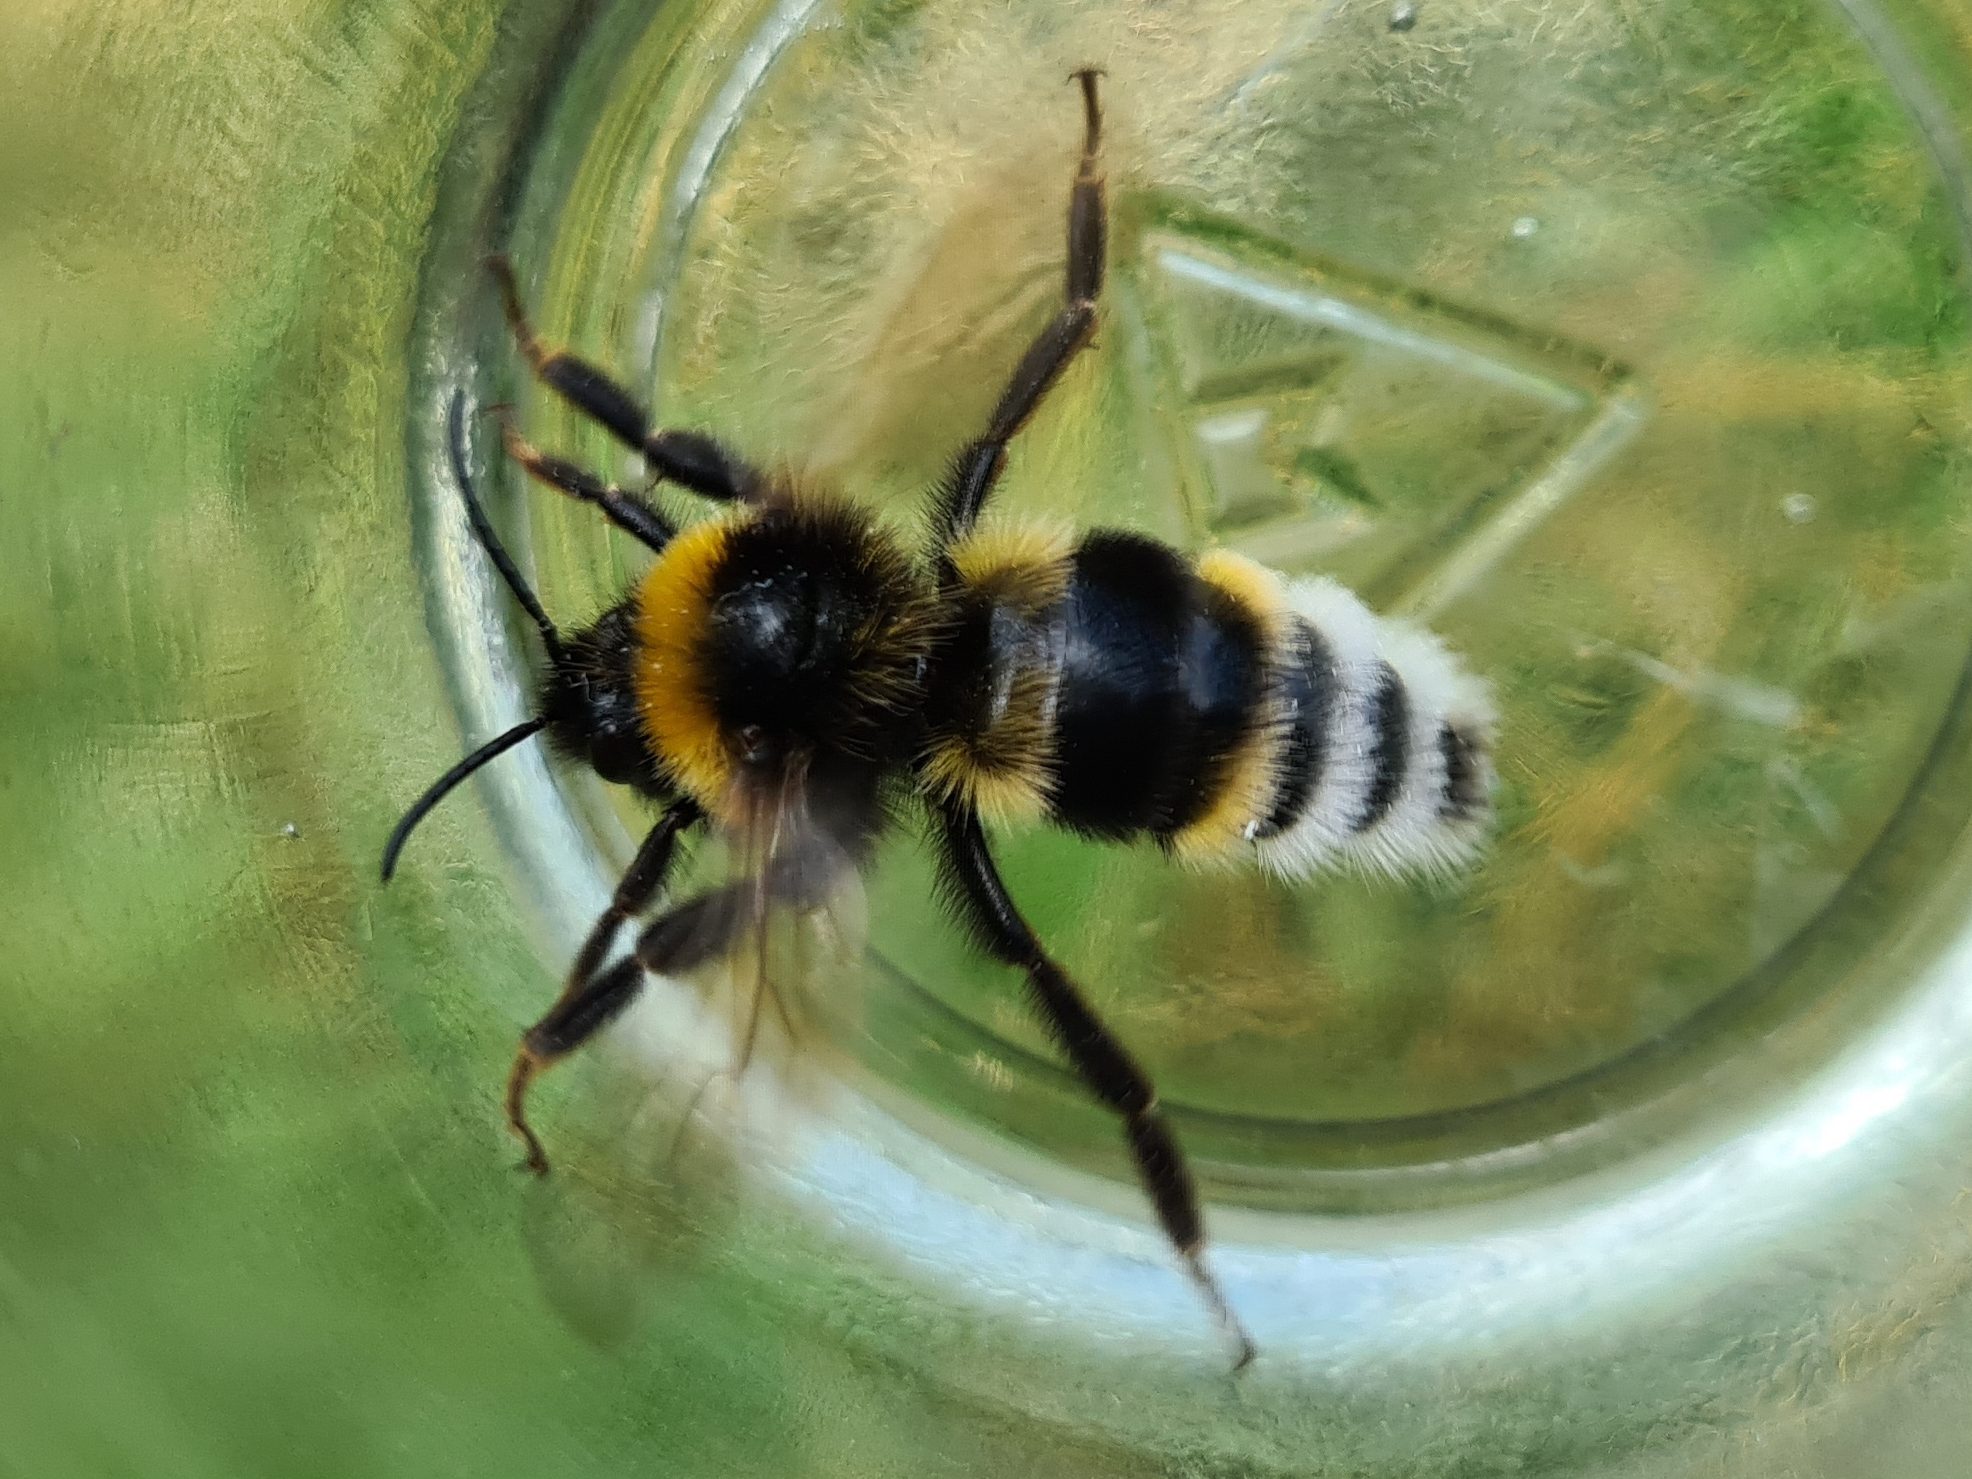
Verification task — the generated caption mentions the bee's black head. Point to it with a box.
[539,603,664,794]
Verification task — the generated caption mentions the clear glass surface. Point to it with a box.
[8,0,1972,1473]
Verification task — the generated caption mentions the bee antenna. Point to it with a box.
[446,387,565,663]
[380,717,549,882]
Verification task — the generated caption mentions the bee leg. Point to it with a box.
[505,801,701,1173]
[507,839,850,1171]
[935,68,1108,548]
[566,801,703,990]
[487,255,764,503]
[493,407,677,551]
[507,872,759,1172]
[505,955,647,1176]
[933,797,1257,1372]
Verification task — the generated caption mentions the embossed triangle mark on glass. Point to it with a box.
[1119,196,1645,617]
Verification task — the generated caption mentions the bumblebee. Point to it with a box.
[384,72,1494,1370]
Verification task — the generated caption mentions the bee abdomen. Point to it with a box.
[925,523,1495,879]
[1249,576,1496,880]
[1045,532,1271,841]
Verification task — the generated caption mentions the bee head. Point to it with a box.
[538,603,664,793]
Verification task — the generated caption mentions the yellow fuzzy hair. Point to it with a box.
[632,515,742,813]
[1172,551,1291,862]
[927,517,1079,822]
[948,518,1075,614]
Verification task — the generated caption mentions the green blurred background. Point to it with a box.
[11,0,1972,1474]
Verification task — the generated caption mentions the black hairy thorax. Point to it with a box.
[696,500,936,773]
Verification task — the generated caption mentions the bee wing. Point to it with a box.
[796,151,1062,486]
[512,770,879,1333]
[646,761,878,1121]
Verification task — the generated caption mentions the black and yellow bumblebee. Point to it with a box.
[384,72,1495,1369]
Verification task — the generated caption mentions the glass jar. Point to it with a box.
[8,0,1972,1473]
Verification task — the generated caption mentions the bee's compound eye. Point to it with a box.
[735,724,772,764]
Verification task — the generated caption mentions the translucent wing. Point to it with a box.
[617,757,878,1163]
[517,760,876,1336]
[794,149,1064,490]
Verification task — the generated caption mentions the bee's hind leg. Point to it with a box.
[931,795,1257,1373]
[933,68,1108,548]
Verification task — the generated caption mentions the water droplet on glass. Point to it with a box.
[1389,1,1420,31]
